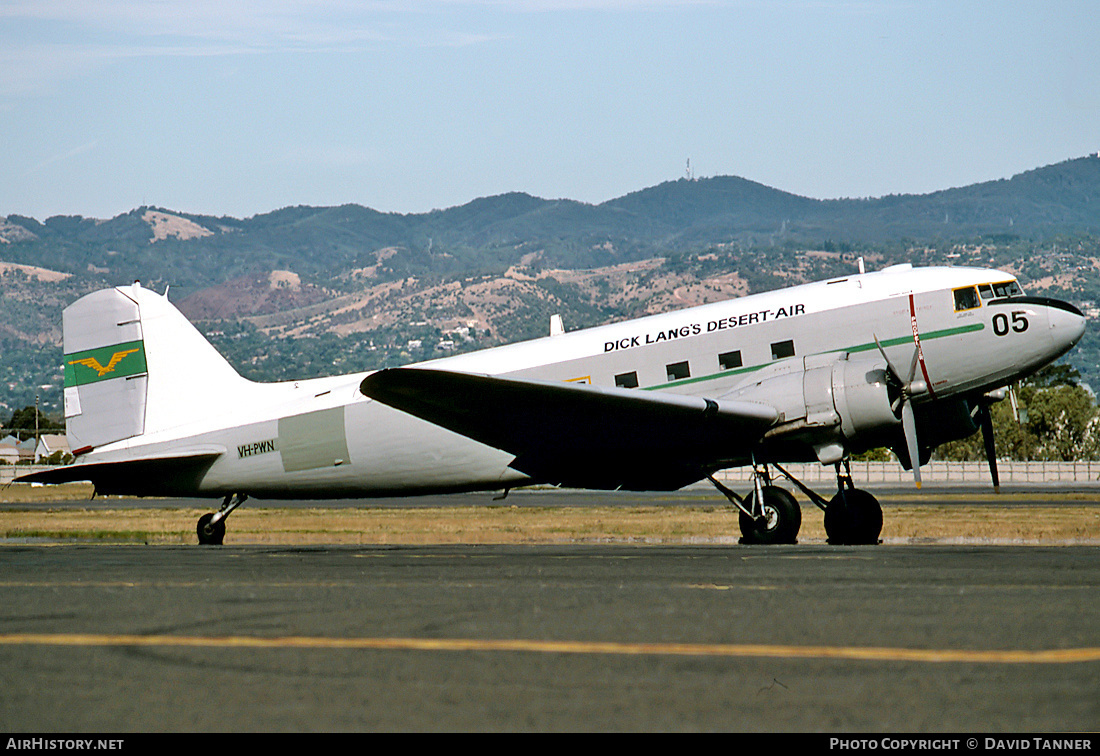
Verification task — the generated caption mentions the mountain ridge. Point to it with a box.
[5,155,1098,261]
[2,154,1099,417]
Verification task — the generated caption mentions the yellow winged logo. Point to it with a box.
[69,348,140,377]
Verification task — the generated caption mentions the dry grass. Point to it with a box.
[1,483,97,503]
[3,482,1100,545]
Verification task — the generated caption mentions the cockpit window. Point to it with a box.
[953,286,980,311]
[962,280,1024,311]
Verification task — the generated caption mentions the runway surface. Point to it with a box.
[1,538,1098,731]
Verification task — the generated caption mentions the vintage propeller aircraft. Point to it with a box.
[18,262,1086,545]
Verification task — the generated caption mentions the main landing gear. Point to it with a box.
[197,493,247,545]
[708,464,801,544]
[821,463,883,545]
[708,460,883,546]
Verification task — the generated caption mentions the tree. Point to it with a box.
[1025,384,1100,460]
[935,383,1100,461]
[1025,363,1081,388]
[3,406,63,441]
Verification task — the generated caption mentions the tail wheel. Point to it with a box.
[824,489,882,545]
[739,485,801,545]
[197,513,225,546]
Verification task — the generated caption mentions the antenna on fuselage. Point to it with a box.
[857,257,866,275]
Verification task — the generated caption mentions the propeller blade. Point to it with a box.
[873,335,904,384]
[874,335,926,403]
[906,345,921,384]
[900,400,921,489]
[978,404,1000,490]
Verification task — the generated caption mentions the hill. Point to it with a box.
[4,155,1099,289]
[2,155,1099,418]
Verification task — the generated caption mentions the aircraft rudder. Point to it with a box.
[62,282,249,451]
[62,286,150,451]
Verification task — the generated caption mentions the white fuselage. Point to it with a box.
[81,265,1086,498]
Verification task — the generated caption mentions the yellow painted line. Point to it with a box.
[686,584,777,591]
[2,633,1099,664]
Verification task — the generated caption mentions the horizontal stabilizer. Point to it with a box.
[360,368,778,490]
[15,449,223,497]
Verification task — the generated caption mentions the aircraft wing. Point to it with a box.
[359,368,778,490]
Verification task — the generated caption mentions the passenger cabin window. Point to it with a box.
[771,340,795,360]
[953,286,980,311]
[718,350,743,370]
[666,361,690,382]
[615,371,639,389]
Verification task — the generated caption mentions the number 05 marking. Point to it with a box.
[992,311,1029,336]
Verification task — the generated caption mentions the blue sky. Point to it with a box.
[2,1,1098,220]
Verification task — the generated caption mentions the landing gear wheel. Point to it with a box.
[824,489,882,545]
[739,485,801,545]
[197,513,225,546]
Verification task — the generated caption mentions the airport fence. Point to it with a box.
[712,460,1100,488]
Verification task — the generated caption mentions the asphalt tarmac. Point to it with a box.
[1,536,1098,732]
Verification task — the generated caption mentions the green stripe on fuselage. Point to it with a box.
[645,322,985,391]
[841,323,985,355]
[64,340,148,387]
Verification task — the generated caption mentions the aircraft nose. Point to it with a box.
[1047,299,1086,351]
[1042,299,1086,354]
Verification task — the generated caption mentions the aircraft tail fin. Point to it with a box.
[63,283,249,452]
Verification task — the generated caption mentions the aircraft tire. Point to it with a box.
[197,513,225,546]
[738,485,801,545]
[824,489,882,545]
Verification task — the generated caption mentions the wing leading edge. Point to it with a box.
[359,368,779,490]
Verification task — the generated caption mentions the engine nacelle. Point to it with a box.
[830,356,902,443]
[721,352,900,463]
